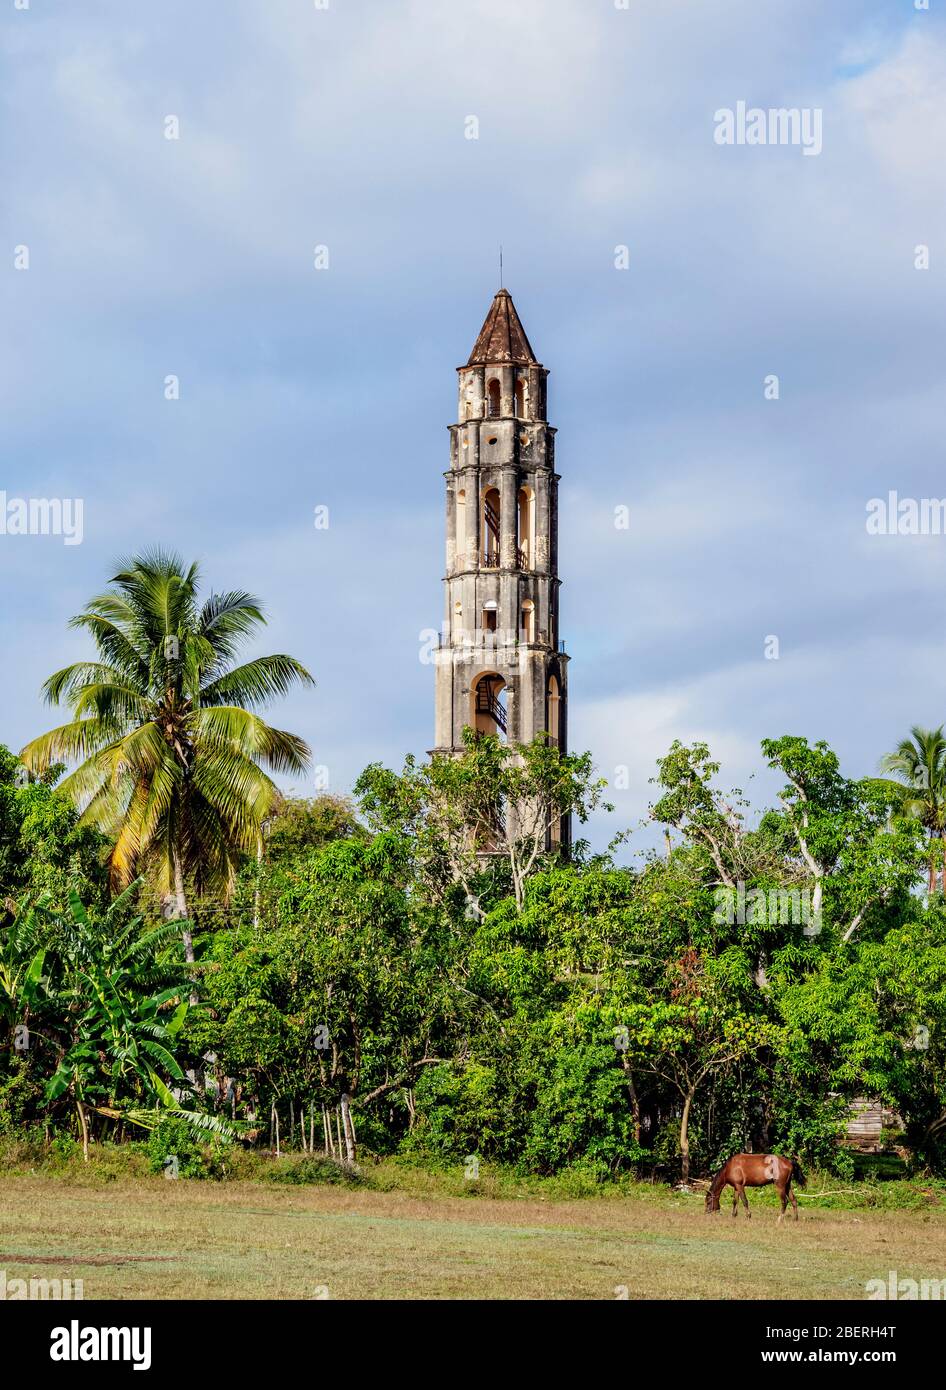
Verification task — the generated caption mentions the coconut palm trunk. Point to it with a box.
[171,841,193,962]
[929,834,937,897]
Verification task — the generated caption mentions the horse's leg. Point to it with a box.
[790,1181,799,1222]
[740,1186,751,1220]
[731,1185,738,1218]
[777,1180,787,1225]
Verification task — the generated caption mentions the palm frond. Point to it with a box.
[69,610,150,684]
[121,1107,246,1140]
[20,719,123,772]
[72,682,151,725]
[44,661,128,705]
[192,706,311,775]
[200,654,315,708]
[190,750,278,843]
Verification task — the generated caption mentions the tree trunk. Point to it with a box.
[171,844,194,964]
[253,832,263,930]
[171,843,199,1006]
[940,832,946,895]
[620,1057,642,1145]
[679,1088,696,1185]
[77,1098,89,1163]
[340,1094,356,1164]
[512,866,525,913]
[929,836,937,897]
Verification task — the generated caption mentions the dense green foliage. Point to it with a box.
[0,745,108,910]
[4,725,945,1181]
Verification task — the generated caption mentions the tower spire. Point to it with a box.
[466,288,538,366]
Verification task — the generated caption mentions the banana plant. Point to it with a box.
[0,896,49,1055]
[45,887,191,1158]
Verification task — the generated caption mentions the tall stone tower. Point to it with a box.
[432,289,569,846]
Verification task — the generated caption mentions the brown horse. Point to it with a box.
[705,1153,805,1222]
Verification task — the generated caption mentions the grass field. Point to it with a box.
[2,1174,944,1299]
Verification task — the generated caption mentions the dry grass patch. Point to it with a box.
[0,1176,943,1300]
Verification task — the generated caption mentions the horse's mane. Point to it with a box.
[707,1162,728,1197]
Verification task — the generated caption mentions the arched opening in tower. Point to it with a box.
[472,672,507,741]
[517,485,534,569]
[456,488,466,558]
[482,487,500,568]
[514,377,526,418]
[487,377,501,419]
[547,674,560,749]
[520,599,535,643]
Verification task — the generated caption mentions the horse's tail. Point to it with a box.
[790,1156,807,1188]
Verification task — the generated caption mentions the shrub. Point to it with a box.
[266,1154,364,1187]
[146,1116,227,1180]
[0,1063,46,1135]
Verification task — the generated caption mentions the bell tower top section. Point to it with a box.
[455,289,549,427]
[466,288,539,366]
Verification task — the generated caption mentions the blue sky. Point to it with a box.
[2,0,944,858]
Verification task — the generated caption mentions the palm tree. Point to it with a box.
[879,725,946,895]
[20,550,314,959]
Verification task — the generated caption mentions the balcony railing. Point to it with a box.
[480,549,531,570]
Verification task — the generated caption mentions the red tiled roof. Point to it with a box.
[467,289,538,366]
